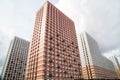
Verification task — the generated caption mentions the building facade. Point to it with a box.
[109,56,120,78]
[0,75,1,80]
[25,1,82,80]
[1,37,29,80]
[78,32,118,79]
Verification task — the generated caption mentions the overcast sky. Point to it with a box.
[0,0,120,73]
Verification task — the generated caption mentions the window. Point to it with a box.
[50,37,52,40]
[49,73,52,77]
[70,76,73,78]
[14,70,16,73]
[49,48,52,51]
[57,54,60,57]
[69,64,72,67]
[57,44,59,46]
[76,46,78,49]
[67,45,70,47]
[74,59,76,62]
[75,69,77,71]
[68,54,70,57]
[63,49,66,52]
[49,59,52,63]
[56,34,59,37]
[78,64,81,66]
[63,59,66,62]
[71,42,74,44]
[8,74,10,77]
[77,54,79,57]
[72,50,75,53]
[62,40,65,43]
[62,48,66,52]
[13,76,15,80]
[19,72,20,75]
[57,66,60,69]
[64,71,67,74]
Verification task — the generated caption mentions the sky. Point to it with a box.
[0,0,120,73]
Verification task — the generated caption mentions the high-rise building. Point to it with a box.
[25,1,82,80]
[0,75,1,80]
[77,32,118,79]
[109,56,120,78]
[1,37,29,80]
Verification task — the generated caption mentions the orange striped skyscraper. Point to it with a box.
[25,1,82,80]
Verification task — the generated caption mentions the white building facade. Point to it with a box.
[78,32,118,79]
[109,56,120,78]
[1,37,29,80]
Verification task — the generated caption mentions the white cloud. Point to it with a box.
[56,0,120,55]
[104,48,120,57]
[103,48,120,64]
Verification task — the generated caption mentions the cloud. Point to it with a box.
[104,48,120,64]
[56,0,120,58]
